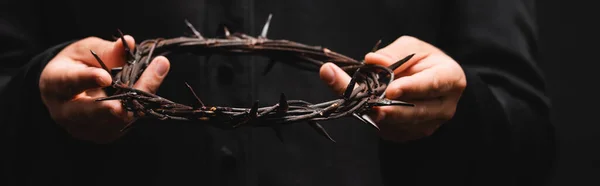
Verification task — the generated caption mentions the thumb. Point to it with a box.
[132,56,171,94]
[319,63,352,96]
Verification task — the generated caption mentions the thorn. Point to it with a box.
[353,113,380,130]
[343,68,361,100]
[309,121,336,142]
[386,100,415,107]
[223,26,231,37]
[90,50,110,73]
[388,53,415,71]
[95,92,135,102]
[277,93,288,114]
[260,13,273,38]
[368,98,414,107]
[371,39,382,52]
[184,19,204,39]
[117,29,135,59]
[389,100,415,107]
[184,82,205,108]
[262,59,276,75]
[249,100,259,118]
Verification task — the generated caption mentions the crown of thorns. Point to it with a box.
[92,14,415,142]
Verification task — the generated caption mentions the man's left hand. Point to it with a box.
[319,36,467,142]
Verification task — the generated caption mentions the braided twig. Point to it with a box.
[93,15,415,142]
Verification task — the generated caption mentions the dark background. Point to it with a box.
[0,1,593,185]
[537,1,599,186]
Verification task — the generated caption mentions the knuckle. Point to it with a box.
[430,73,441,91]
[38,76,52,96]
[456,75,467,91]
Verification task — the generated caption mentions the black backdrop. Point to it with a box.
[537,1,600,185]
[0,1,593,185]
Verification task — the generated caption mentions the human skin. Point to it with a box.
[320,36,467,143]
[39,36,171,144]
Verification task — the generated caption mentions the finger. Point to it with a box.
[365,52,425,77]
[61,98,130,143]
[132,56,170,93]
[319,62,352,96]
[374,97,457,142]
[364,36,440,75]
[385,63,459,100]
[374,97,455,126]
[69,35,136,69]
[49,64,112,100]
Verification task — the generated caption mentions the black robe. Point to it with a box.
[0,0,555,185]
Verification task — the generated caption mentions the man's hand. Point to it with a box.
[319,36,466,142]
[40,36,171,144]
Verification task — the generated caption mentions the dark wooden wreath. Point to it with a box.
[93,15,415,142]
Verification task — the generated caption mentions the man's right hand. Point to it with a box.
[39,36,171,144]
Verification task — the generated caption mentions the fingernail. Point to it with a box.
[155,60,168,77]
[322,64,336,85]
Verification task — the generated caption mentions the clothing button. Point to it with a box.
[217,64,234,85]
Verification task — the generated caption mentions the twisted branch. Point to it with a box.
[93,15,415,142]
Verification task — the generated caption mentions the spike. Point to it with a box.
[343,68,361,99]
[95,92,135,102]
[260,14,273,38]
[262,59,276,75]
[387,100,415,107]
[371,39,382,52]
[309,121,336,142]
[368,99,415,107]
[117,29,135,59]
[90,50,110,73]
[184,82,205,108]
[223,26,231,37]
[277,93,288,114]
[184,19,204,39]
[353,113,379,130]
[388,53,415,71]
[249,100,259,118]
